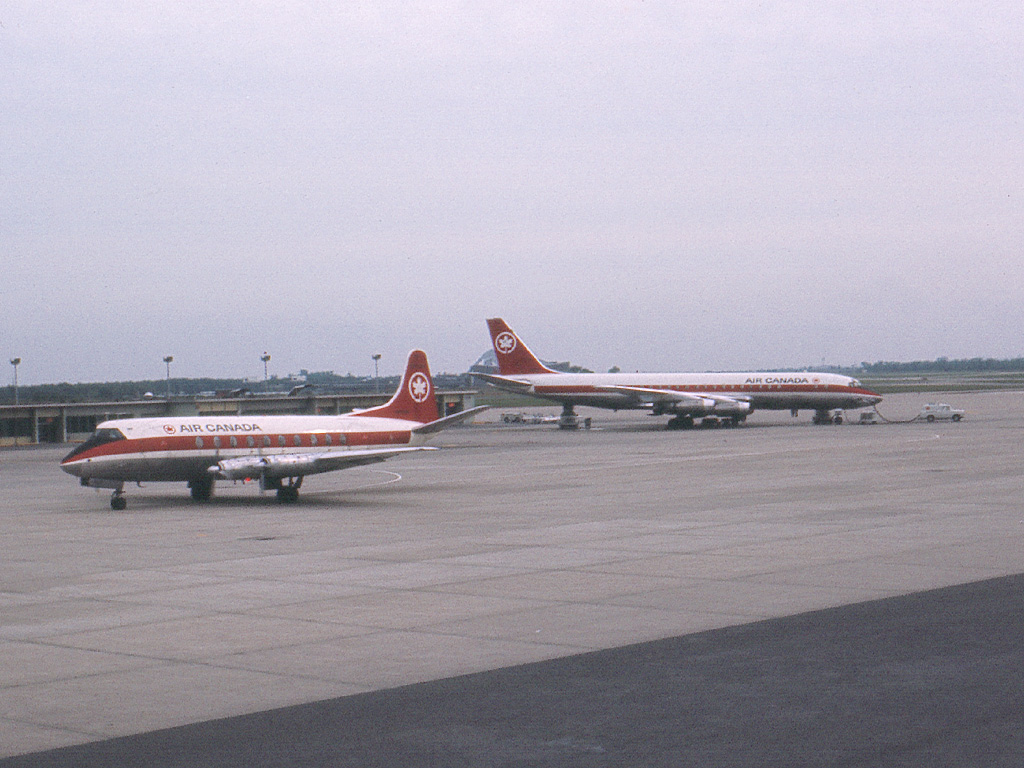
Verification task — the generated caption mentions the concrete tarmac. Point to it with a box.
[2,391,1023,764]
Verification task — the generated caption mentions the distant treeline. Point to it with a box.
[3,377,250,405]
[1,370,475,405]
[4,357,1022,405]
[858,357,1024,374]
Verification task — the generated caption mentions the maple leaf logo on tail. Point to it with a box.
[409,372,430,403]
[495,332,517,355]
[486,318,555,376]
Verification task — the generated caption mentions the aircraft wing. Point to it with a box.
[210,446,437,481]
[599,385,715,408]
[413,406,490,435]
[471,372,535,393]
[599,385,750,414]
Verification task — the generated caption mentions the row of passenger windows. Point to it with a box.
[192,433,348,449]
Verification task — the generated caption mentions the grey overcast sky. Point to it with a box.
[2,2,1022,385]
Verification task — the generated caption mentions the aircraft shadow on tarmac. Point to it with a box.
[67,468,418,512]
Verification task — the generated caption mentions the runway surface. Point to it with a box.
[5,574,1024,767]
[2,391,1023,764]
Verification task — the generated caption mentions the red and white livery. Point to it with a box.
[62,350,486,509]
[477,318,882,429]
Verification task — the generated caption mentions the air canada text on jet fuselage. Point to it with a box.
[743,377,812,385]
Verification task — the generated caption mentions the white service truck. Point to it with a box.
[919,403,964,422]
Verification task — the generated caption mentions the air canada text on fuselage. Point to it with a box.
[173,423,264,434]
[743,377,812,385]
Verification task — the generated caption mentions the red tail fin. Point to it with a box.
[358,350,439,424]
[486,318,556,375]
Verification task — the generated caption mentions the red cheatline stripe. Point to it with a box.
[62,431,413,464]
[532,384,878,395]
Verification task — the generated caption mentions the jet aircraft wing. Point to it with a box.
[598,385,713,407]
[599,385,750,412]
[211,446,437,481]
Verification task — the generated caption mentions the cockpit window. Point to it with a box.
[92,428,127,445]
[62,427,127,461]
[849,379,862,388]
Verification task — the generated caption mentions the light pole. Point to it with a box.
[261,353,271,389]
[9,358,20,405]
[163,356,173,399]
[372,354,381,393]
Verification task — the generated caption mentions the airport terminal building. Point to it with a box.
[0,389,479,447]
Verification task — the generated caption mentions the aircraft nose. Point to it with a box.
[60,458,83,477]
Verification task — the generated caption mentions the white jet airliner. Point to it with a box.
[62,350,486,509]
[476,318,882,429]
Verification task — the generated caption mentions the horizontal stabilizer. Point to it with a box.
[413,405,490,435]
[471,372,535,392]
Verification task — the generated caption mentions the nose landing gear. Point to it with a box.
[558,404,580,429]
[79,478,127,510]
[812,409,844,425]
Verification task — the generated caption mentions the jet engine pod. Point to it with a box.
[711,399,751,417]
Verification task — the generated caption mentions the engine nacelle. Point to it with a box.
[214,454,318,481]
[213,457,265,480]
[262,454,318,477]
[711,399,751,417]
[666,397,750,417]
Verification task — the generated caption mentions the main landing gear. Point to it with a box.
[110,485,127,511]
[188,476,215,502]
[666,415,745,430]
[277,485,300,503]
[263,476,303,503]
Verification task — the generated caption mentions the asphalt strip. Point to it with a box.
[5,573,1024,768]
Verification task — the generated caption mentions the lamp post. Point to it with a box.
[372,354,381,393]
[163,356,173,399]
[9,358,20,405]
[261,353,271,389]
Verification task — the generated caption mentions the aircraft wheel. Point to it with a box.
[110,495,127,511]
[189,476,214,502]
[667,415,694,430]
[276,486,299,503]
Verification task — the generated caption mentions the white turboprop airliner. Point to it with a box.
[62,350,486,509]
[476,318,882,429]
